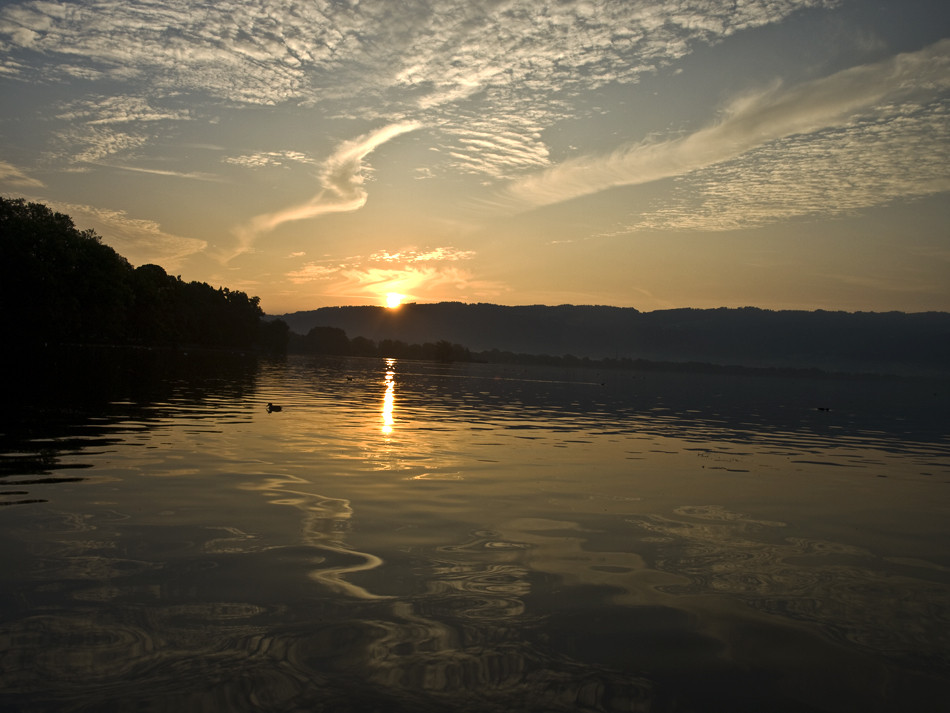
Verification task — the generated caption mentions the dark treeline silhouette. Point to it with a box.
[289,325,471,362]
[289,324,875,378]
[1,197,288,352]
[276,302,950,375]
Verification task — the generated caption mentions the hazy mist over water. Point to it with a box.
[1,352,948,712]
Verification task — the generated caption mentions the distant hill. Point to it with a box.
[271,303,950,375]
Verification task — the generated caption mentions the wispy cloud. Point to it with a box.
[369,246,475,263]
[0,160,44,188]
[506,39,950,208]
[51,126,151,165]
[632,99,950,231]
[286,263,343,284]
[0,1,839,181]
[233,122,421,256]
[0,1,836,98]
[94,164,225,182]
[223,151,313,169]
[40,95,196,168]
[55,96,192,124]
[47,201,207,269]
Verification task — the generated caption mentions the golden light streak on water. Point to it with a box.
[382,358,396,435]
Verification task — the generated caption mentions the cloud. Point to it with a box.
[0,0,317,103]
[369,246,475,263]
[632,99,950,231]
[223,151,313,169]
[506,39,950,208]
[46,201,207,269]
[42,96,195,168]
[0,1,836,101]
[55,96,192,125]
[0,160,44,188]
[284,251,504,303]
[50,125,151,165]
[233,122,420,256]
[439,122,551,179]
[0,1,839,181]
[94,164,225,182]
[330,265,507,304]
[286,263,342,284]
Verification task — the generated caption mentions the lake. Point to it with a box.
[1,350,948,712]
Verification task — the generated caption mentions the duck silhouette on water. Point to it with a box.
[266,402,283,413]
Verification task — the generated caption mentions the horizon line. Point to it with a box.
[266,302,950,316]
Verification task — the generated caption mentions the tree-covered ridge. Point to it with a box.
[277,302,950,375]
[1,197,288,351]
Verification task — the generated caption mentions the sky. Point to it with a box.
[1,0,948,315]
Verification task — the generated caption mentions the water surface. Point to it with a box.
[2,351,948,712]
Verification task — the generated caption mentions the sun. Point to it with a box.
[385,292,405,309]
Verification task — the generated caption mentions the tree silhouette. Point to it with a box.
[1,197,287,351]
[2,197,133,343]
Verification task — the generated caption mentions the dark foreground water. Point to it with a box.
[1,350,948,712]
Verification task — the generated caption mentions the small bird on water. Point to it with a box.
[266,402,282,413]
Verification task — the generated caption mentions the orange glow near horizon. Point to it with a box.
[385,292,405,309]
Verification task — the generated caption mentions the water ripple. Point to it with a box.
[626,505,950,674]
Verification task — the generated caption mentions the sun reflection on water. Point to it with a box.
[382,358,396,435]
